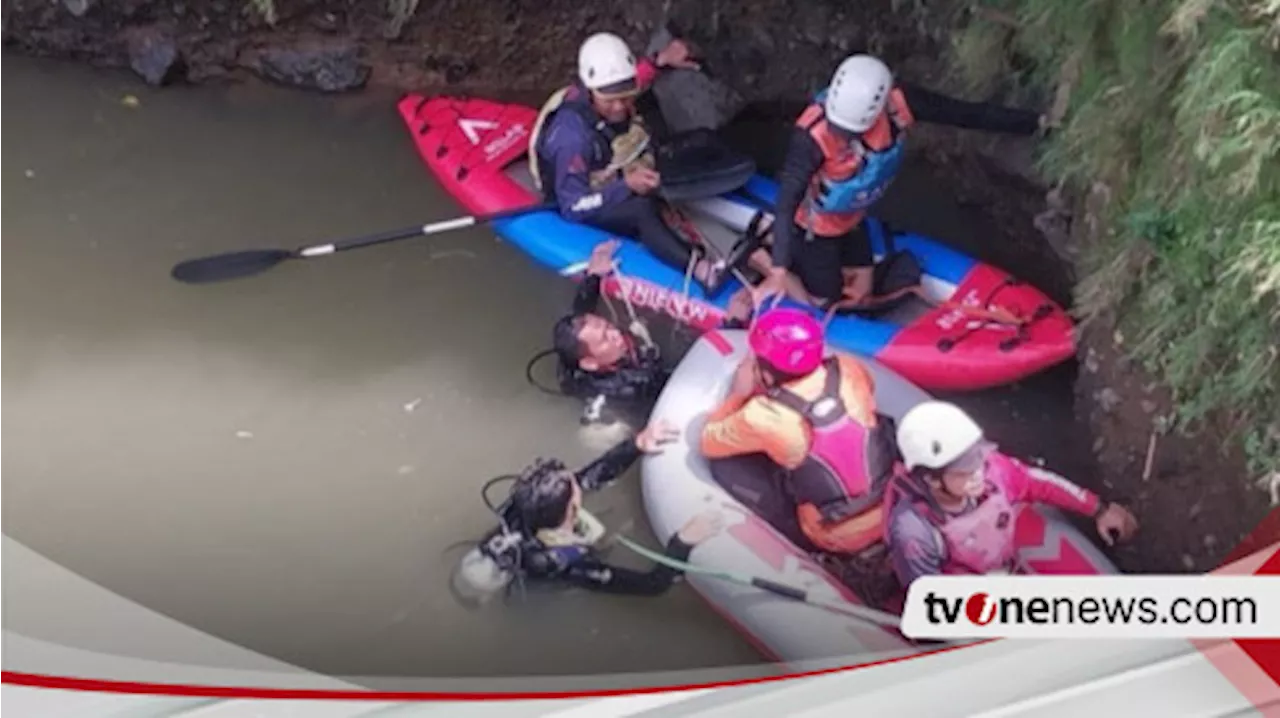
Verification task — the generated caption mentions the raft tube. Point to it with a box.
[398,93,1075,392]
[639,330,1118,665]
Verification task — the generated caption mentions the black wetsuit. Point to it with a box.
[515,439,693,595]
[558,273,750,419]
[557,273,671,413]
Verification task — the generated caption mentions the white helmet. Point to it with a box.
[825,54,893,133]
[578,32,638,94]
[896,401,984,471]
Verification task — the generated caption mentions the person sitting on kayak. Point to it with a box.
[530,32,748,294]
[552,239,754,423]
[698,308,898,566]
[752,54,1047,311]
[885,401,1139,586]
[463,418,724,597]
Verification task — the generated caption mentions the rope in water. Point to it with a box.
[614,534,904,628]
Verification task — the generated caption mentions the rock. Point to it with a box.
[256,42,370,93]
[1204,534,1217,550]
[1083,348,1100,374]
[1140,399,1158,415]
[1096,387,1121,414]
[127,28,185,86]
[645,27,746,133]
[1181,554,1196,571]
[62,0,95,17]
[311,12,340,33]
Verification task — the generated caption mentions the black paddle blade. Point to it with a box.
[170,249,295,284]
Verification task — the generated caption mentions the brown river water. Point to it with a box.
[2,53,1091,683]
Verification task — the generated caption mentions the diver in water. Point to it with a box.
[543,238,754,424]
[455,418,724,601]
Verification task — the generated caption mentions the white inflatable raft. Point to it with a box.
[640,329,1117,665]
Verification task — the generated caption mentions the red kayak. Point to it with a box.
[398,93,1076,392]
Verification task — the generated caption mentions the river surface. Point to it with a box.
[2,54,1091,683]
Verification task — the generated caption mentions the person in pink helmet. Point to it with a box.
[700,308,898,559]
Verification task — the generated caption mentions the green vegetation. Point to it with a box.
[950,0,1279,480]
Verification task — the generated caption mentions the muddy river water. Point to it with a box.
[2,54,1091,683]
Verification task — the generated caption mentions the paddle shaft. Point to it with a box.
[296,202,555,258]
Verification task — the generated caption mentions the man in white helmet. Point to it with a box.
[530,32,738,293]
[884,400,1138,587]
[754,55,1045,311]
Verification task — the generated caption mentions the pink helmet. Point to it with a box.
[749,308,825,375]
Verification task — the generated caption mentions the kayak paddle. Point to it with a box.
[170,202,556,284]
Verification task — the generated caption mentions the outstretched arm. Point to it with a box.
[770,129,826,270]
[571,274,603,315]
[1002,457,1102,516]
[574,438,643,493]
[559,534,693,596]
[899,83,1041,135]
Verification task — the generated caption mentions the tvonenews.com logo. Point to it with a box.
[898,576,1280,640]
[926,591,1258,627]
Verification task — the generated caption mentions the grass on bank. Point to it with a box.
[950,0,1279,482]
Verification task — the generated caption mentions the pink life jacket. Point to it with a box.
[766,357,895,525]
[884,452,1022,574]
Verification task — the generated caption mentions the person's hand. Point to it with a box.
[654,39,701,71]
[729,353,759,398]
[751,266,789,309]
[675,510,724,545]
[624,165,661,195]
[1095,502,1139,546]
[635,418,679,453]
[586,239,620,276]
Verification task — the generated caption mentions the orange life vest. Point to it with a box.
[794,87,915,237]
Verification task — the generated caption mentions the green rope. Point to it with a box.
[614,534,904,628]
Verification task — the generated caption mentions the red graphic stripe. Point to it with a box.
[1196,507,1280,709]
[1,643,976,701]
[704,330,734,357]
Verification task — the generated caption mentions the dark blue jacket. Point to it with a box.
[536,84,636,222]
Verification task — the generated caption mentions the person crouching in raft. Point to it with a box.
[456,418,724,601]
[698,308,901,599]
[530,32,750,294]
[552,239,755,424]
[886,401,1139,586]
[754,55,1047,311]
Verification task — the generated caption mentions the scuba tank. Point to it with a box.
[451,544,516,607]
[450,474,525,606]
[451,470,609,605]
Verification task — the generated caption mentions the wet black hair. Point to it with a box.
[552,314,588,366]
[509,457,575,534]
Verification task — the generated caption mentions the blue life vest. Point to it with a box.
[807,88,908,215]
